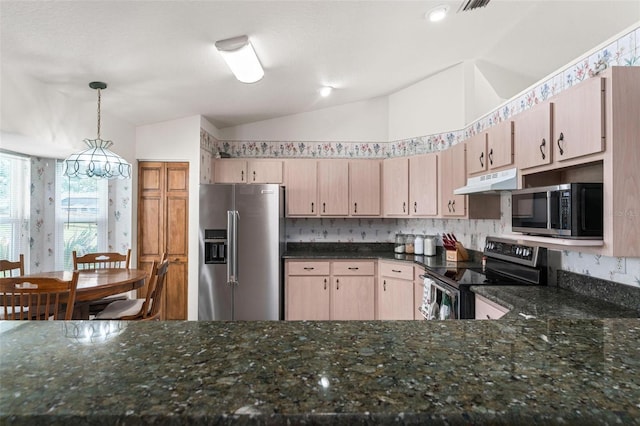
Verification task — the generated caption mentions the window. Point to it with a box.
[55,161,108,270]
[0,152,30,266]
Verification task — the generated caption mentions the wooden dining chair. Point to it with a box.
[0,254,25,277]
[95,253,169,321]
[72,249,132,315]
[73,249,131,270]
[0,271,79,320]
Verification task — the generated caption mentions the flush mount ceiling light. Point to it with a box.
[426,5,449,22]
[215,35,264,83]
[320,86,333,97]
[63,82,131,179]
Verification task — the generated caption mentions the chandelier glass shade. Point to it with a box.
[63,82,131,179]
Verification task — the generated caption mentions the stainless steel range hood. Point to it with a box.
[453,167,518,195]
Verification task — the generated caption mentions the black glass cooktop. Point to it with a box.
[426,267,534,287]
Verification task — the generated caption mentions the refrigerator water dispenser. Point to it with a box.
[204,229,227,264]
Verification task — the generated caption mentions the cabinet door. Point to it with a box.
[475,294,509,320]
[331,276,375,320]
[286,276,330,320]
[285,160,318,216]
[214,159,247,183]
[440,143,467,217]
[383,157,409,216]
[515,102,553,170]
[466,132,488,175]
[553,76,605,162]
[318,160,349,216]
[409,154,438,216]
[248,160,283,183]
[377,277,414,320]
[487,121,514,170]
[349,160,381,216]
[164,163,189,320]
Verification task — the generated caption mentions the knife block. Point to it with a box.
[445,242,469,262]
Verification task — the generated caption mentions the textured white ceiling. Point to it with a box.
[1,1,638,129]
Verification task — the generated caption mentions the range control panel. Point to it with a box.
[484,237,540,267]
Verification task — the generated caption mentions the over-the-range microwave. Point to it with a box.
[511,183,603,239]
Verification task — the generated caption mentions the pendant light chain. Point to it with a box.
[96,88,101,140]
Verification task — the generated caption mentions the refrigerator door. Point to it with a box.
[234,184,284,320]
[198,184,234,320]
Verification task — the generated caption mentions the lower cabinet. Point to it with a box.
[475,294,509,320]
[285,259,375,320]
[377,260,414,320]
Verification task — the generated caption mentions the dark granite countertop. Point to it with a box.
[1,320,639,425]
[472,285,638,320]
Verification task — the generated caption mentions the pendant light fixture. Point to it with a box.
[63,82,132,179]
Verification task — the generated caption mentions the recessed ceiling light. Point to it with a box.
[320,86,333,97]
[426,5,449,22]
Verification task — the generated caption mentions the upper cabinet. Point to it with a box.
[516,76,605,173]
[515,101,553,170]
[285,159,318,216]
[349,160,381,216]
[213,159,283,183]
[382,154,438,217]
[467,121,514,176]
[382,157,409,216]
[440,143,467,217]
[553,76,604,162]
[318,160,349,216]
[285,159,381,218]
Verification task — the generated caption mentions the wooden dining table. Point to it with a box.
[22,268,148,319]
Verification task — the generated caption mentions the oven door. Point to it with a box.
[420,274,462,320]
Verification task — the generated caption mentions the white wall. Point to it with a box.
[466,61,506,125]
[388,63,466,141]
[135,115,203,320]
[218,97,388,142]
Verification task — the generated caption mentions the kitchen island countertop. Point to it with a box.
[1,319,639,425]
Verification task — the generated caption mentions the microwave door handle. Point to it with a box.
[546,191,552,229]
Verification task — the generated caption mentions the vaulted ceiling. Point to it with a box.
[1,1,638,129]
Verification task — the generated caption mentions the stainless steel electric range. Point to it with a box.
[420,237,548,320]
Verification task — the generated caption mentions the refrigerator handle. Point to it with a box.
[227,210,235,285]
[232,211,239,284]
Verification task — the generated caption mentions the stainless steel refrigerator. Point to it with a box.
[198,184,285,320]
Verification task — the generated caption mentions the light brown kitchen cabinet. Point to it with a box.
[349,160,381,216]
[383,155,438,217]
[137,161,188,320]
[382,157,409,216]
[466,132,488,176]
[318,160,349,216]
[515,101,553,170]
[475,294,509,320]
[409,154,438,216]
[414,266,426,320]
[248,160,283,183]
[285,259,374,320]
[330,261,375,320]
[285,159,318,216]
[553,76,604,162]
[440,142,467,217]
[467,121,514,176]
[377,261,414,320]
[213,159,283,183]
[285,261,330,320]
[213,159,246,183]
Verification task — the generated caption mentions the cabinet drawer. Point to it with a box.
[475,294,509,320]
[287,260,330,276]
[379,261,413,280]
[331,261,375,276]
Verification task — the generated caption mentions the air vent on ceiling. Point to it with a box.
[458,0,491,12]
